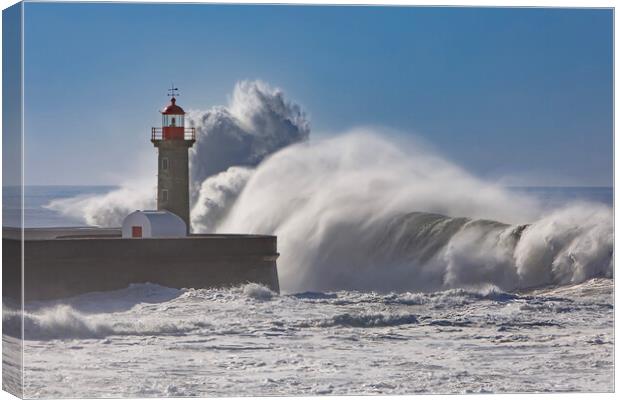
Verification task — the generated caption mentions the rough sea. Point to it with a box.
[2,185,614,396]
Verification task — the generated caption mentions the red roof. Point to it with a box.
[161,97,185,115]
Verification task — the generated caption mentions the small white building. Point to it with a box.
[122,210,187,238]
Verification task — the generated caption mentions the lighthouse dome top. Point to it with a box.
[161,97,185,115]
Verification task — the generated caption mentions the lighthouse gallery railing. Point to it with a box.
[151,127,196,141]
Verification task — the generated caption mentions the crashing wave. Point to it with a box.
[218,132,613,293]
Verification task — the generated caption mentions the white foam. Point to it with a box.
[242,283,275,301]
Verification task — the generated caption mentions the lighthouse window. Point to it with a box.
[162,158,169,170]
[162,115,184,127]
[161,189,168,202]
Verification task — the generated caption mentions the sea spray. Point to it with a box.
[190,167,254,233]
[45,182,157,228]
[217,132,613,293]
[188,80,309,186]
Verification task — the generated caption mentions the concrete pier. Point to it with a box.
[3,227,279,301]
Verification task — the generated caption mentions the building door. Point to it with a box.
[132,226,142,238]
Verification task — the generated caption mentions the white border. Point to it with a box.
[0,1,615,400]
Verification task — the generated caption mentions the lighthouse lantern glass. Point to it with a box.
[163,114,184,127]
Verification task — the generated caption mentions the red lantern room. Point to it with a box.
[151,86,196,143]
[161,97,185,139]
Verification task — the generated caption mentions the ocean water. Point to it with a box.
[3,185,117,228]
[2,185,614,396]
[3,279,614,397]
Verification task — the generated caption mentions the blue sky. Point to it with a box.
[17,3,613,186]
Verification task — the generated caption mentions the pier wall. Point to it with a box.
[3,229,279,301]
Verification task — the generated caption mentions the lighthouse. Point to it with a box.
[151,87,196,232]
